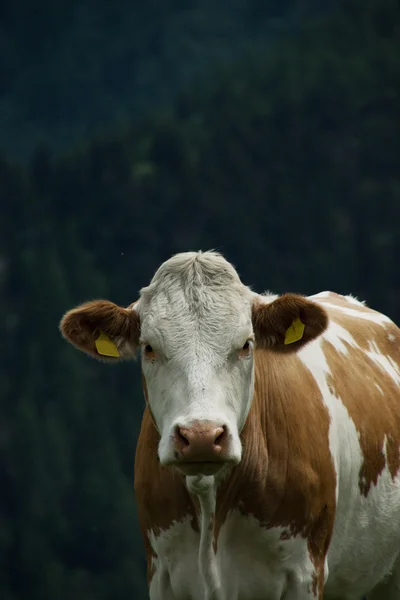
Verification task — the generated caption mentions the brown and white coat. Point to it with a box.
[60,251,400,600]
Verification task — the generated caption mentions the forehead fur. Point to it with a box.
[139,251,252,318]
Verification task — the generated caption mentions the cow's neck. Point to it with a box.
[186,475,222,600]
[212,349,335,545]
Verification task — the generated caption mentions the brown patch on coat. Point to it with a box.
[308,503,330,597]
[141,373,160,434]
[252,293,328,354]
[323,330,400,496]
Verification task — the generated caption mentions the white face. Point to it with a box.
[137,252,255,475]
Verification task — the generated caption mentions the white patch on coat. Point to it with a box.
[321,320,359,356]
[366,341,400,387]
[149,511,320,600]
[325,436,400,599]
[148,516,200,600]
[309,291,335,299]
[186,475,222,600]
[320,302,392,325]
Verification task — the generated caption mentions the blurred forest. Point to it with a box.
[1,0,399,598]
[0,0,330,160]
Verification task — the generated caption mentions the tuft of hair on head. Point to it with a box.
[139,250,244,306]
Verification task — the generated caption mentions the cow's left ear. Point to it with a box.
[252,294,328,353]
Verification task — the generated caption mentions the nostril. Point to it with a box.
[214,426,227,447]
[176,426,190,447]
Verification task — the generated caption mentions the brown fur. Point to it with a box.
[252,294,328,353]
[59,299,140,360]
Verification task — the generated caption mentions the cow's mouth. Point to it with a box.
[174,460,232,476]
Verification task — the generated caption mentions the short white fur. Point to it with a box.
[137,252,255,468]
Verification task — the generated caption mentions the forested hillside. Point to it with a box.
[1,0,399,598]
[0,0,329,160]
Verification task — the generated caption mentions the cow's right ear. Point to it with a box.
[59,300,140,361]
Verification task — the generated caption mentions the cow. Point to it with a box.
[60,250,400,600]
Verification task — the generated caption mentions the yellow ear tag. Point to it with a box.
[95,331,120,357]
[284,317,305,345]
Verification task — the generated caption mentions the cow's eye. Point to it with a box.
[239,339,253,359]
[143,344,157,360]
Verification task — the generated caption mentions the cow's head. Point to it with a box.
[60,251,328,478]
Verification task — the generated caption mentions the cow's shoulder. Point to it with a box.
[306,291,400,496]
[310,291,396,327]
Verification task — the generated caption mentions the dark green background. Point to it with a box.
[1,0,399,598]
